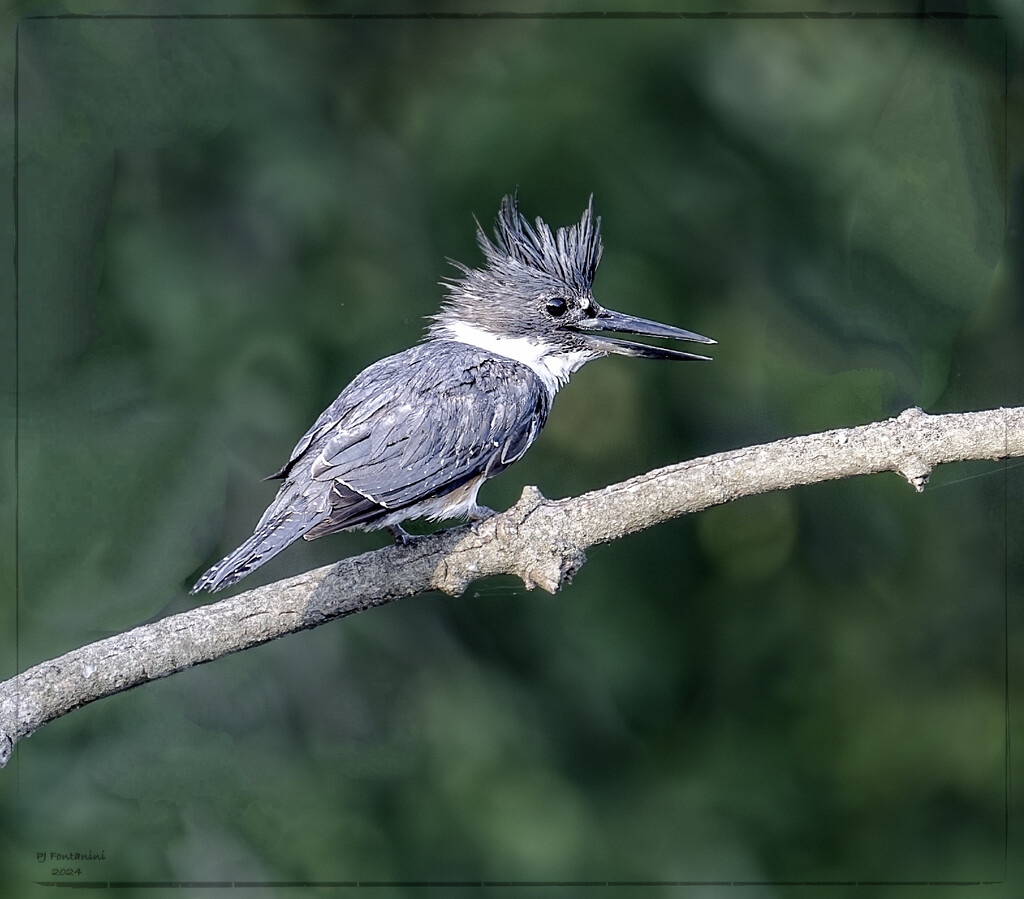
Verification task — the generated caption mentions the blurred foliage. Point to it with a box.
[2,1,1023,895]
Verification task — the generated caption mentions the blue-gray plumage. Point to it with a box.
[191,193,714,593]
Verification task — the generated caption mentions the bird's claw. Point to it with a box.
[387,525,422,546]
[469,505,497,534]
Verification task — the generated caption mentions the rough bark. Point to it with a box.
[2,406,1021,769]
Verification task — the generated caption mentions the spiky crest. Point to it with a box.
[476,192,603,293]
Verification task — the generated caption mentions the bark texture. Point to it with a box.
[2,406,1021,768]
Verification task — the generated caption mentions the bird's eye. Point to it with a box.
[546,297,568,317]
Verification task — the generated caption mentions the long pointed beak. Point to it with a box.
[571,307,716,361]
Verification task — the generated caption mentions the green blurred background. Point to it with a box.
[2,1,1023,895]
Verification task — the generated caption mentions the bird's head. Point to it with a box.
[429,193,715,366]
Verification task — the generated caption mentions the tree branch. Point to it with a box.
[2,406,1021,768]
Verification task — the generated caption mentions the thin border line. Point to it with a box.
[31,879,1009,889]
[12,8,1009,889]
[11,13,19,795]
[1003,25,1013,885]
[17,10,1003,20]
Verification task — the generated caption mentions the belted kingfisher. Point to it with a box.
[191,194,715,593]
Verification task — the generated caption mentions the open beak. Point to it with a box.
[571,306,716,361]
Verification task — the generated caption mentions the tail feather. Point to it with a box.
[191,509,324,594]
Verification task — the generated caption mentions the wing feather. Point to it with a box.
[293,342,548,518]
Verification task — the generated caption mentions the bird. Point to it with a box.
[191,193,715,593]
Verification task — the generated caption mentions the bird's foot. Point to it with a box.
[469,505,497,534]
[387,524,422,546]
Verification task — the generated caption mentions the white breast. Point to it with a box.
[439,321,596,396]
